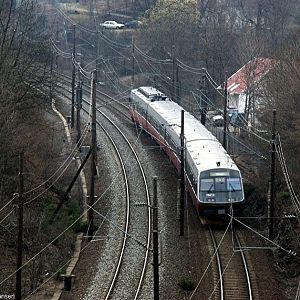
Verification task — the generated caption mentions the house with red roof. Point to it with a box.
[226,57,275,122]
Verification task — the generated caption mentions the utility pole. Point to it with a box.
[269,109,276,240]
[199,68,207,126]
[222,70,228,150]
[180,110,185,236]
[76,80,82,147]
[88,71,97,241]
[175,64,179,104]
[131,37,135,89]
[172,45,176,100]
[49,53,53,102]
[56,18,59,42]
[95,29,101,83]
[55,18,59,67]
[16,152,24,300]
[71,24,76,128]
[152,176,159,300]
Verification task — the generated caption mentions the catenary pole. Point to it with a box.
[88,71,97,241]
[131,37,135,89]
[172,45,176,100]
[50,53,53,102]
[180,110,185,236]
[222,71,228,150]
[176,64,179,104]
[269,109,276,240]
[16,152,24,300]
[71,24,76,128]
[152,176,159,300]
[95,29,100,82]
[76,80,82,147]
[200,68,207,126]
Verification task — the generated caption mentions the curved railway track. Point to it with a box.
[208,224,259,300]
[54,75,152,299]
[84,99,151,300]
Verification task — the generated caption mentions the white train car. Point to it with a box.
[129,86,244,215]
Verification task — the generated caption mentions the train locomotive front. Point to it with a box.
[195,167,244,216]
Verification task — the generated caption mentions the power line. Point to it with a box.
[24,128,89,206]
[0,108,150,287]
[188,221,232,299]
[24,124,89,196]
[0,194,18,214]
[0,209,15,224]
[230,215,297,255]
[276,135,300,214]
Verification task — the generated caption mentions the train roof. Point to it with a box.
[131,87,239,173]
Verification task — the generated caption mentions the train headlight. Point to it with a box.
[228,198,236,202]
[207,198,215,202]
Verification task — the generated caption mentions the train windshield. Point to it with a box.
[200,177,242,192]
[200,179,214,192]
[227,178,242,191]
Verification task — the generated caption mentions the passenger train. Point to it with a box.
[129,86,244,216]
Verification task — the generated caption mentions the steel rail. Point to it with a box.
[234,231,253,300]
[209,227,224,300]
[81,94,151,299]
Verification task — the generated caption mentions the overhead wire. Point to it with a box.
[229,215,297,256]
[178,63,206,75]
[276,135,300,214]
[23,190,114,299]
[51,38,72,58]
[56,6,131,49]
[189,91,268,157]
[0,117,147,287]
[208,252,235,300]
[24,121,90,196]
[232,123,270,144]
[295,280,300,300]
[72,55,92,80]
[101,57,129,91]
[226,131,266,159]
[0,209,15,225]
[135,53,180,92]
[135,46,172,64]
[188,221,232,299]
[0,194,18,213]
[205,68,220,89]
[176,57,204,73]
[205,72,225,97]
[24,76,93,199]
[24,126,89,205]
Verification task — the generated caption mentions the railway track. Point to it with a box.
[54,72,130,120]
[208,224,259,300]
[54,76,152,299]
[84,99,151,299]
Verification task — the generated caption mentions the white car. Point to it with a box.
[212,115,224,127]
[100,21,125,29]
